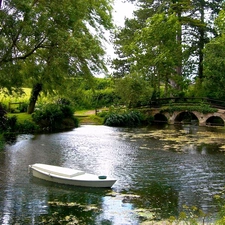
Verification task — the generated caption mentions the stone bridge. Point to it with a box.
[148,108,225,126]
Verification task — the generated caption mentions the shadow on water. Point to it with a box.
[30,176,112,194]
[3,132,17,144]
[30,177,113,225]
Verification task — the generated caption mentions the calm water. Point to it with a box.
[1,125,225,224]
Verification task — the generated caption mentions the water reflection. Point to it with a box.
[1,125,225,224]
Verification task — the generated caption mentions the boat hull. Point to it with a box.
[29,164,116,188]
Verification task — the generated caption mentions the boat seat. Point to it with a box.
[31,163,85,178]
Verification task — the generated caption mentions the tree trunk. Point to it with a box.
[198,0,205,80]
[27,83,42,114]
[176,11,182,79]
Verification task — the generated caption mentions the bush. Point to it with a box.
[17,120,39,133]
[32,104,77,131]
[104,111,144,127]
[18,102,29,112]
[61,117,79,130]
[4,115,38,133]
[160,103,217,114]
[60,105,74,118]
[0,133,4,150]
[6,115,17,132]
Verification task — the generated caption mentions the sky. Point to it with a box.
[103,0,135,68]
[113,0,136,27]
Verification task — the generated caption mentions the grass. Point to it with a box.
[7,110,104,126]
[75,110,104,125]
[0,86,105,126]
[8,112,33,123]
[0,88,30,105]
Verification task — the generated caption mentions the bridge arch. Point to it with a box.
[206,116,224,126]
[153,113,168,123]
[149,109,225,126]
[174,111,199,125]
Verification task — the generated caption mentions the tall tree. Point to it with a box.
[113,0,223,98]
[184,0,223,80]
[0,0,113,113]
[113,0,192,96]
[203,9,225,99]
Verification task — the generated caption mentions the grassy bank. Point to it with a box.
[8,112,33,122]
[8,110,104,126]
[75,110,104,125]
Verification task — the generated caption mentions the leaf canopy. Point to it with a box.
[0,0,113,95]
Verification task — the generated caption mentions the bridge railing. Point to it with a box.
[149,97,225,109]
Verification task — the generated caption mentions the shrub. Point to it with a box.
[32,103,77,131]
[61,117,79,130]
[0,133,4,150]
[60,105,74,118]
[6,115,17,132]
[160,103,217,114]
[104,110,144,127]
[0,104,7,131]
[17,120,39,133]
[18,102,29,112]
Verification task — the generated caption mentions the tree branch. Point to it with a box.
[0,37,46,65]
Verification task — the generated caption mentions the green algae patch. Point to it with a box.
[126,128,225,153]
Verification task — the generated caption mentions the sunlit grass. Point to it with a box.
[0,88,31,104]
[8,112,33,122]
[0,87,53,108]
[75,110,104,125]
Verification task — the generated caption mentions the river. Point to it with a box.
[1,124,225,224]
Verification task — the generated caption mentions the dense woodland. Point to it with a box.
[1,0,225,128]
[112,0,225,102]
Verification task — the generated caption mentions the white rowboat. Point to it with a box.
[29,163,116,188]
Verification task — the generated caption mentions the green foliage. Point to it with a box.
[112,0,224,99]
[6,115,17,132]
[160,103,217,114]
[168,205,208,225]
[186,79,206,98]
[60,105,74,118]
[32,103,77,131]
[18,102,29,112]
[17,120,39,133]
[97,110,109,118]
[69,78,118,110]
[93,89,120,108]
[5,114,38,133]
[115,72,154,108]
[8,112,32,123]
[0,0,113,112]
[0,133,4,150]
[0,104,7,132]
[94,78,114,90]
[203,10,225,99]
[213,189,225,224]
[104,110,144,127]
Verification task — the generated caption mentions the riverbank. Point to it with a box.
[75,110,104,125]
[8,110,103,126]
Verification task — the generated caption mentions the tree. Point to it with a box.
[132,12,187,97]
[0,0,113,113]
[115,72,154,108]
[113,1,192,97]
[203,9,225,99]
[183,0,223,80]
[113,0,223,99]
